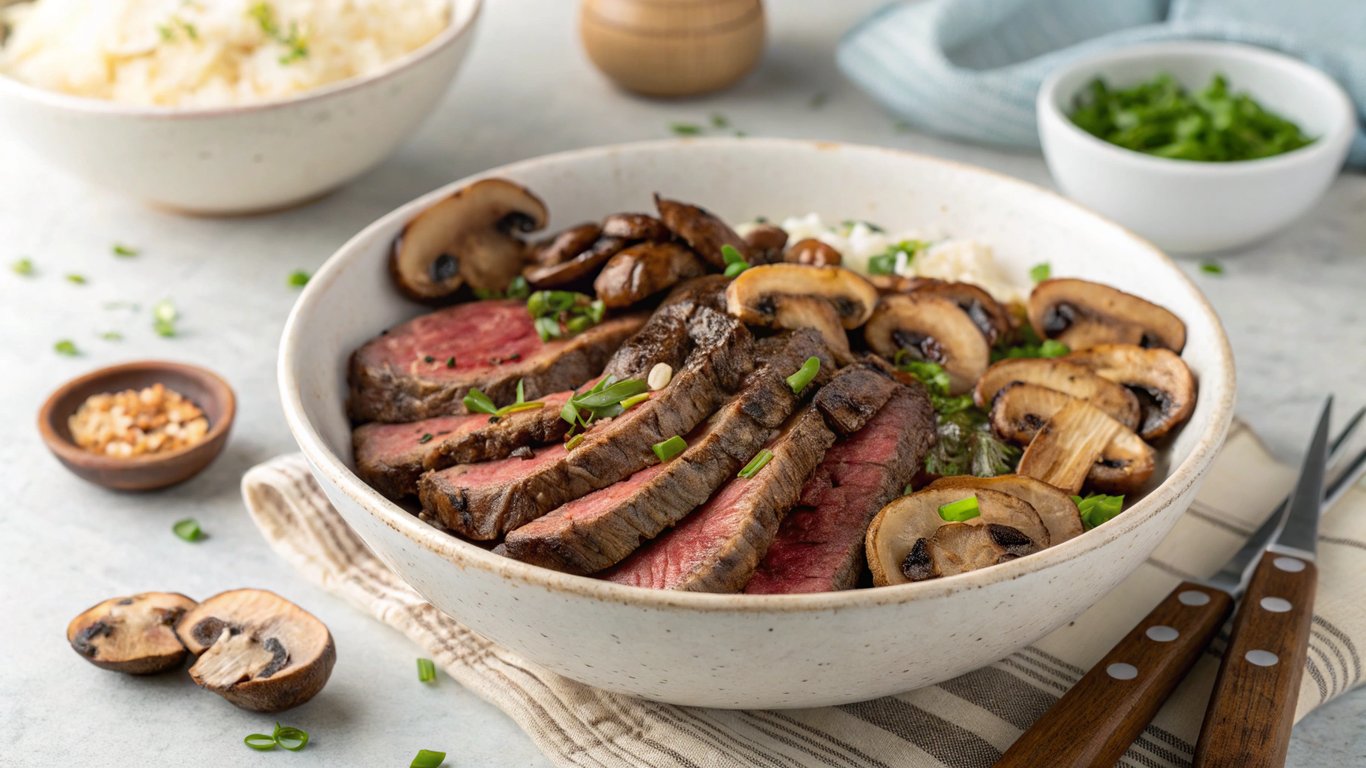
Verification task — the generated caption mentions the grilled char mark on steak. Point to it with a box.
[745,386,935,594]
[501,330,833,574]
[418,306,753,540]
[348,299,647,423]
[600,365,893,592]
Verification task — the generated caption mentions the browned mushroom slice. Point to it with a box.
[901,523,1042,581]
[863,294,989,395]
[742,223,789,264]
[784,238,842,267]
[390,178,548,301]
[67,592,197,674]
[601,213,673,243]
[1028,278,1186,353]
[527,223,600,267]
[654,194,750,268]
[593,241,708,308]
[973,357,1141,431]
[726,264,879,364]
[990,383,1156,494]
[176,589,336,713]
[868,274,917,294]
[523,236,628,289]
[1065,343,1197,440]
[904,279,1012,345]
[928,474,1084,545]
[866,487,1048,586]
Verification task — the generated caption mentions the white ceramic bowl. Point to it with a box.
[1038,42,1354,255]
[0,0,481,215]
[279,138,1236,708]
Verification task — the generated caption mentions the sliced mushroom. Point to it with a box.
[1028,278,1186,353]
[593,241,708,308]
[784,238,842,267]
[863,294,989,395]
[868,274,917,294]
[523,236,628,289]
[928,474,1084,545]
[528,223,600,267]
[390,178,548,301]
[1065,343,1197,440]
[67,592,197,674]
[866,487,1048,586]
[903,279,1012,346]
[601,213,673,243]
[654,194,749,269]
[726,264,879,364]
[973,357,1141,431]
[176,589,336,713]
[742,223,789,264]
[901,523,1042,581]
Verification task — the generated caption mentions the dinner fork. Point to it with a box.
[994,401,1365,768]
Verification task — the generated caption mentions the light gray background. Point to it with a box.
[2,1,1363,765]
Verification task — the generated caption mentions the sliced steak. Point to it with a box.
[419,306,753,540]
[745,386,935,594]
[600,365,890,592]
[348,299,646,423]
[812,360,901,436]
[501,330,832,574]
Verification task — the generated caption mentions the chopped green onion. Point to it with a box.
[54,339,78,356]
[272,723,309,752]
[417,657,437,683]
[172,518,205,542]
[418,433,433,444]
[723,262,747,278]
[100,331,123,341]
[1073,493,1125,529]
[710,113,729,128]
[652,435,687,462]
[720,244,745,265]
[506,275,530,298]
[534,316,562,341]
[112,243,139,257]
[1029,262,1051,283]
[244,733,277,751]
[1038,340,1069,358]
[287,270,310,287]
[464,383,543,418]
[670,122,703,136]
[620,392,650,410]
[65,273,87,285]
[809,92,829,109]
[903,483,915,495]
[896,356,951,397]
[12,257,34,275]
[565,433,585,451]
[938,495,980,522]
[866,239,925,276]
[565,315,592,334]
[785,356,821,395]
[410,749,447,768]
[737,449,774,479]
[445,356,456,368]
[152,299,178,337]
[1199,260,1224,275]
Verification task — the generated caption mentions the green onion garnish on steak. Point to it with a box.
[737,449,774,479]
[785,356,821,395]
[463,380,543,418]
[652,435,687,462]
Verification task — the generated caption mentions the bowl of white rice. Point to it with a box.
[0,0,481,213]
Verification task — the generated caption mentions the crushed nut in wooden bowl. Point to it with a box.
[68,383,210,458]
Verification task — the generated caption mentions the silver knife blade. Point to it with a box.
[1270,397,1333,557]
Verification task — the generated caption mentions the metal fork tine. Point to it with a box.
[1325,446,1366,511]
[1331,406,1366,454]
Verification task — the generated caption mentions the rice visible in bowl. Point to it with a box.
[0,0,450,107]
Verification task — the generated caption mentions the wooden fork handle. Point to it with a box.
[994,582,1233,768]
[1193,550,1318,768]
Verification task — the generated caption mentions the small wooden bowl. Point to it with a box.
[38,361,236,491]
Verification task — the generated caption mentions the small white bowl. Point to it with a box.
[0,0,481,215]
[1038,42,1354,254]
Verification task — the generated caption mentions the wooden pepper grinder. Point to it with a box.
[580,0,766,98]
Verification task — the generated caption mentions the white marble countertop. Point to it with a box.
[2,1,1363,765]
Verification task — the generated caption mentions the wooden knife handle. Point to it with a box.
[994,582,1233,768]
[1193,550,1318,768]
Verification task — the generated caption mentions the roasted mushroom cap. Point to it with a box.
[928,474,1084,545]
[1028,278,1186,353]
[866,487,1048,586]
[901,523,1042,581]
[390,178,548,301]
[784,238,842,267]
[601,213,673,243]
[528,223,600,267]
[593,241,709,308]
[654,194,750,268]
[67,592,197,674]
[726,264,879,363]
[523,236,628,289]
[864,294,990,395]
[905,279,1011,346]
[741,223,789,264]
[176,589,336,713]
[1065,343,1197,440]
[973,357,1141,431]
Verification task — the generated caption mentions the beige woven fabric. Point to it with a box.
[241,422,1366,768]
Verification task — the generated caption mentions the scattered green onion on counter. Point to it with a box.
[54,339,79,356]
[288,270,310,287]
[417,657,437,683]
[938,495,981,522]
[112,243,139,257]
[785,356,821,395]
[172,518,205,542]
[1200,260,1225,275]
[12,258,34,275]
[410,749,447,768]
[152,299,178,337]
[272,724,309,752]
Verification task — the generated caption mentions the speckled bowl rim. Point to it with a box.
[0,0,482,117]
[279,137,1236,614]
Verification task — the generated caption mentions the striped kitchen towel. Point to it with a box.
[241,422,1366,768]
[838,0,1366,167]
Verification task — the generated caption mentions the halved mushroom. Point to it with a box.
[655,194,750,268]
[593,241,708,308]
[726,264,879,363]
[391,178,548,301]
[601,213,673,243]
[523,236,628,288]
[903,278,1012,345]
[1065,343,1197,440]
[784,238,842,267]
[67,592,197,674]
[867,487,1048,586]
[528,223,600,267]
[973,357,1141,431]
[901,523,1042,581]
[863,294,989,395]
[742,223,789,264]
[176,589,335,713]
[1028,279,1186,353]
[928,474,1084,545]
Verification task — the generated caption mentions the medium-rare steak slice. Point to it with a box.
[600,364,896,592]
[501,330,832,574]
[353,390,573,500]
[348,299,646,423]
[745,386,935,594]
[419,305,753,540]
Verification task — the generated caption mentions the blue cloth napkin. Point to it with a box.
[838,0,1366,167]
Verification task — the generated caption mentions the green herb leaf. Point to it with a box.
[737,449,774,479]
[896,356,951,398]
[152,299,178,337]
[574,379,648,410]
[938,495,980,522]
[411,749,446,768]
[565,433,585,451]
[99,331,123,341]
[786,356,821,395]
[463,388,498,415]
[65,273,87,285]
[534,316,562,342]
[866,240,925,276]
[710,113,729,128]
[111,243,139,258]
[172,518,205,542]
[1073,493,1125,529]
[652,434,687,462]
[244,733,278,751]
[1029,262,1051,283]
[505,275,530,299]
[11,258,33,276]
[417,657,437,683]
[272,724,309,752]
[288,270,310,287]
[1199,260,1225,275]
[670,122,703,136]
[54,339,79,356]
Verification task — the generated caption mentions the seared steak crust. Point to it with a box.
[812,359,901,436]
